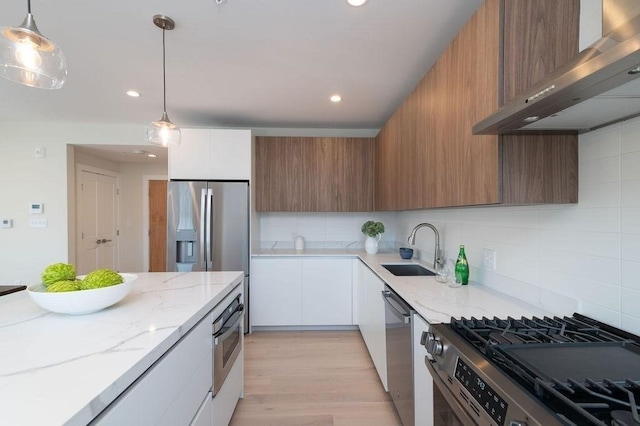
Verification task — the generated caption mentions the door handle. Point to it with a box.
[96,239,102,244]
[97,238,112,244]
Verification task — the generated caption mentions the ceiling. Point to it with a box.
[1,0,483,133]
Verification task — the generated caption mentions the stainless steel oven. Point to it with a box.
[212,294,244,396]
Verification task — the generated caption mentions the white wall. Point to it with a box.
[0,122,154,284]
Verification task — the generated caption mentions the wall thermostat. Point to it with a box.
[30,202,44,214]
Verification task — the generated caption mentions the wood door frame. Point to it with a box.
[142,174,168,273]
[75,164,121,272]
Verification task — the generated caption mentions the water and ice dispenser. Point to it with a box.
[176,229,197,269]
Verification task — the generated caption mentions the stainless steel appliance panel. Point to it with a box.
[212,294,244,396]
[383,286,414,426]
[208,181,249,274]
[167,181,207,272]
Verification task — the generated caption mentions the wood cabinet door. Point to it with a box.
[255,137,373,212]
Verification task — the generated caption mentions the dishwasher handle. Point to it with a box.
[382,290,411,324]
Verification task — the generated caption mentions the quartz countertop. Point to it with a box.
[253,249,552,322]
[0,271,243,426]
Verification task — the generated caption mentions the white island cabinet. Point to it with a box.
[0,272,243,426]
[250,256,353,327]
[168,128,252,180]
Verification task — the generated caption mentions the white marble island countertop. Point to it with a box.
[0,271,243,426]
[253,249,555,322]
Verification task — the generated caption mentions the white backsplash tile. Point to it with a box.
[621,260,640,290]
[621,118,640,154]
[620,287,640,318]
[621,151,640,181]
[621,233,640,262]
[579,301,622,328]
[581,124,620,160]
[579,156,620,185]
[538,230,619,259]
[622,315,640,334]
[578,182,620,208]
[621,179,640,207]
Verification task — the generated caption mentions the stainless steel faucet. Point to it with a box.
[407,223,442,269]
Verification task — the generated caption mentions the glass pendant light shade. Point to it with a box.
[147,15,180,147]
[147,112,181,147]
[0,12,67,89]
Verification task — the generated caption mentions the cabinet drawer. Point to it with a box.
[92,313,213,425]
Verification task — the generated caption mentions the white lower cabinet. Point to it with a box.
[356,260,387,391]
[250,257,353,327]
[302,258,353,325]
[413,312,434,426]
[251,257,303,325]
[92,311,214,426]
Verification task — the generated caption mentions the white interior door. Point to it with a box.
[77,168,120,275]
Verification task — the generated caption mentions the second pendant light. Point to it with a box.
[147,14,180,147]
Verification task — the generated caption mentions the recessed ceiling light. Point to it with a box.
[348,0,368,6]
[330,95,342,103]
[126,90,141,98]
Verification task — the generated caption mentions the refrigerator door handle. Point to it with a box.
[209,189,215,269]
[206,188,214,269]
[200,188,207,269]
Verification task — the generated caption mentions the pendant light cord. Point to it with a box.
[162,27,167,114]
[27,0,31,14]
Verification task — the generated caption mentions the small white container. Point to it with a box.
[295,236,305,250]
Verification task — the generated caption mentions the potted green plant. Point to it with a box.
[361,220,385,254]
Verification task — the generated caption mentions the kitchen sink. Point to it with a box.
[381,263,435,276]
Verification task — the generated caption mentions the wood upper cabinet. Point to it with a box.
[255,136,374,212]
[375,0,579,210]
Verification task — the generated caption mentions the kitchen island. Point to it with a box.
[0,271,244,426]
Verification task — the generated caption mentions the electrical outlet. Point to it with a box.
[30,217,47,228]
[483,248,496,271]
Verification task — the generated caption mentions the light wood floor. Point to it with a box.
[230,330,403,426]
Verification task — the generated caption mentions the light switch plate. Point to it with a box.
[30,217,47,228]
[483,248,496,271]
[1,219,12,228]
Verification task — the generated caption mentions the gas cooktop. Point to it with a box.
[449,314,640,425]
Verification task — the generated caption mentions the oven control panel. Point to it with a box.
[455,358,508,426]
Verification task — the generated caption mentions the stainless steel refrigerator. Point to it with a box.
[167,181,250,329]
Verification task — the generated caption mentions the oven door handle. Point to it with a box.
[425,357,478,425]
[213,310,244,345]
[212,303,244,334]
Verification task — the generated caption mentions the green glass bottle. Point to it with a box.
[455,245,469,285]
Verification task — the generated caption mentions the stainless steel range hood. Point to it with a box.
[473,0,640,135]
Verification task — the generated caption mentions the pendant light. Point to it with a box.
[147,15,180,147]
[0,0,66,89]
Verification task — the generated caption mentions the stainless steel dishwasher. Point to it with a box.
[382,285,414,426]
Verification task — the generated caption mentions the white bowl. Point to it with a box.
[27,273,136,315]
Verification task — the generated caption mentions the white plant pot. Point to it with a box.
[364,234,382,254]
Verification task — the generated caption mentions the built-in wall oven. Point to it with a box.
[212,294,244,396]
[423,314,640,426]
